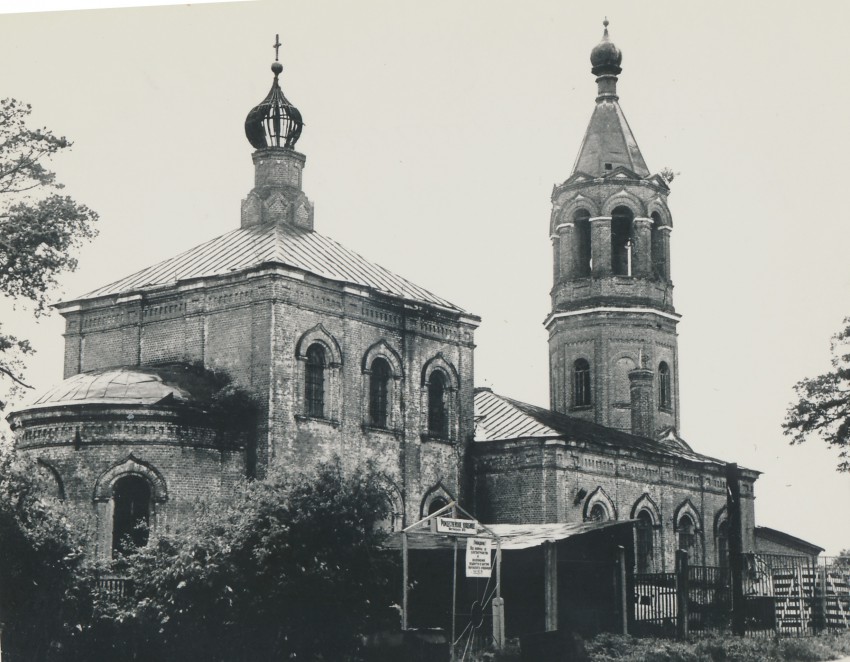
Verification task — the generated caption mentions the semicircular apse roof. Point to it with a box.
[23,365,218,410]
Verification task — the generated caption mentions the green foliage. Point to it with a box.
[783,318,850,471]
[0,449,93,661]
[0,98,98,398]
[84,459,399,661]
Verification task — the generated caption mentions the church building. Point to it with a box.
[8,23,758,573]
[7,46,479,558]
[469,21,758,572]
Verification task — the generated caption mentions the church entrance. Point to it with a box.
[112,475,151,555]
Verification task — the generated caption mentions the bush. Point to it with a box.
[0,451,93,661]
[81,458,400,661]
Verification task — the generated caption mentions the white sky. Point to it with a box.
[0,0,848,555]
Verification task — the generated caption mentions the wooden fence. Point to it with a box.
[632,554,849,638]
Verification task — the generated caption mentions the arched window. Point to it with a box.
[573,358,591,407]
[428,497,449,516]
[716,519,730,568]
[427,371,448,438]
[635,510,654,573]
[658,361,671,410]
[589,502,609,522]
[678,514,697,558]
[650,212,668,279]
[574,209,591,277]
[611,206,635,276]
[112,475,151,556]
[369,358,391,428]
[305,343,326,418]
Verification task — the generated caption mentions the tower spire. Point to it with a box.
[547,22,679,435]
[572,19,648,177]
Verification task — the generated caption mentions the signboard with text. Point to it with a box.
[466,538,493,578]
[435,517,477,535]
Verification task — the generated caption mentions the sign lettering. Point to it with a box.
[436,517,477,535]
[466,538,493,578]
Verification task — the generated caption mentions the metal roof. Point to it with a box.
[473,388,731,467]
[19,365,220,412]
[384,520,631,551]
[572,98,650,178]
[71,223,467,313]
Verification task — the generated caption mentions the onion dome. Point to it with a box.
[590,18,622,76]
[245,35,303,150]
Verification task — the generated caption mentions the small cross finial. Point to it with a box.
[273,34,281,62]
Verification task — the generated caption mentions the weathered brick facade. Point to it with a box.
[472,406,758,572]
[7,60,479,557]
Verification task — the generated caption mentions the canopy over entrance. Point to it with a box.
[385,519,631,551]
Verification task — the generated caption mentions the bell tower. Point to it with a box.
[546,20,680,436]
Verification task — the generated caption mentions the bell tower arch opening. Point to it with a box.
[611,206,634,276]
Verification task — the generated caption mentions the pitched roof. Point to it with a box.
[755,526,825,555]
[473,388,730,467]
[68,223,468,314]
[571,99,650,178]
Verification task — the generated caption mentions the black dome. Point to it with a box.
[590,19,622,76]
[245,61,303,150]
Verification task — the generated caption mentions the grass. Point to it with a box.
[584,631,850,662]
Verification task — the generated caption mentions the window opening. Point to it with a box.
[573,358,591,407]
[369,358,391,428]
[427,371,448,438]
[305,344,326,418]
[574,210,591,277]
[650,212,667,279]
[428,497,449,516]
[678,514,697,557]
[611,206,634,276]
[636,510,654,573]
[112,475,151,556]
[589,503,608,522]
[717,519,729,568]
[659,361,671,410]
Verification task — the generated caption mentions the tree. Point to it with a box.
[783,318,850,472]
[0,448,93,661]
[0,98,98,400]
[87,459,399,661]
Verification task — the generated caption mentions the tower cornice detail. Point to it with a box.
[544,306,681,331]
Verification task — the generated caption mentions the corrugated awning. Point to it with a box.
[384,520,632,551]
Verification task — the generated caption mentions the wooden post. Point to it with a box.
[618,545,628,635]
[492,597,505,649]
[796,562,807,635]
[402,531,409,631]
[544,541,558,632]
[451,538,458,661]
[726,462,746,636]
[675,549,689,640]
[820,561,828,633]
[493,538,505,649]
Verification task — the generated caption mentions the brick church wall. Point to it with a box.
[474,438,756,572]
[56,267,477,529]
